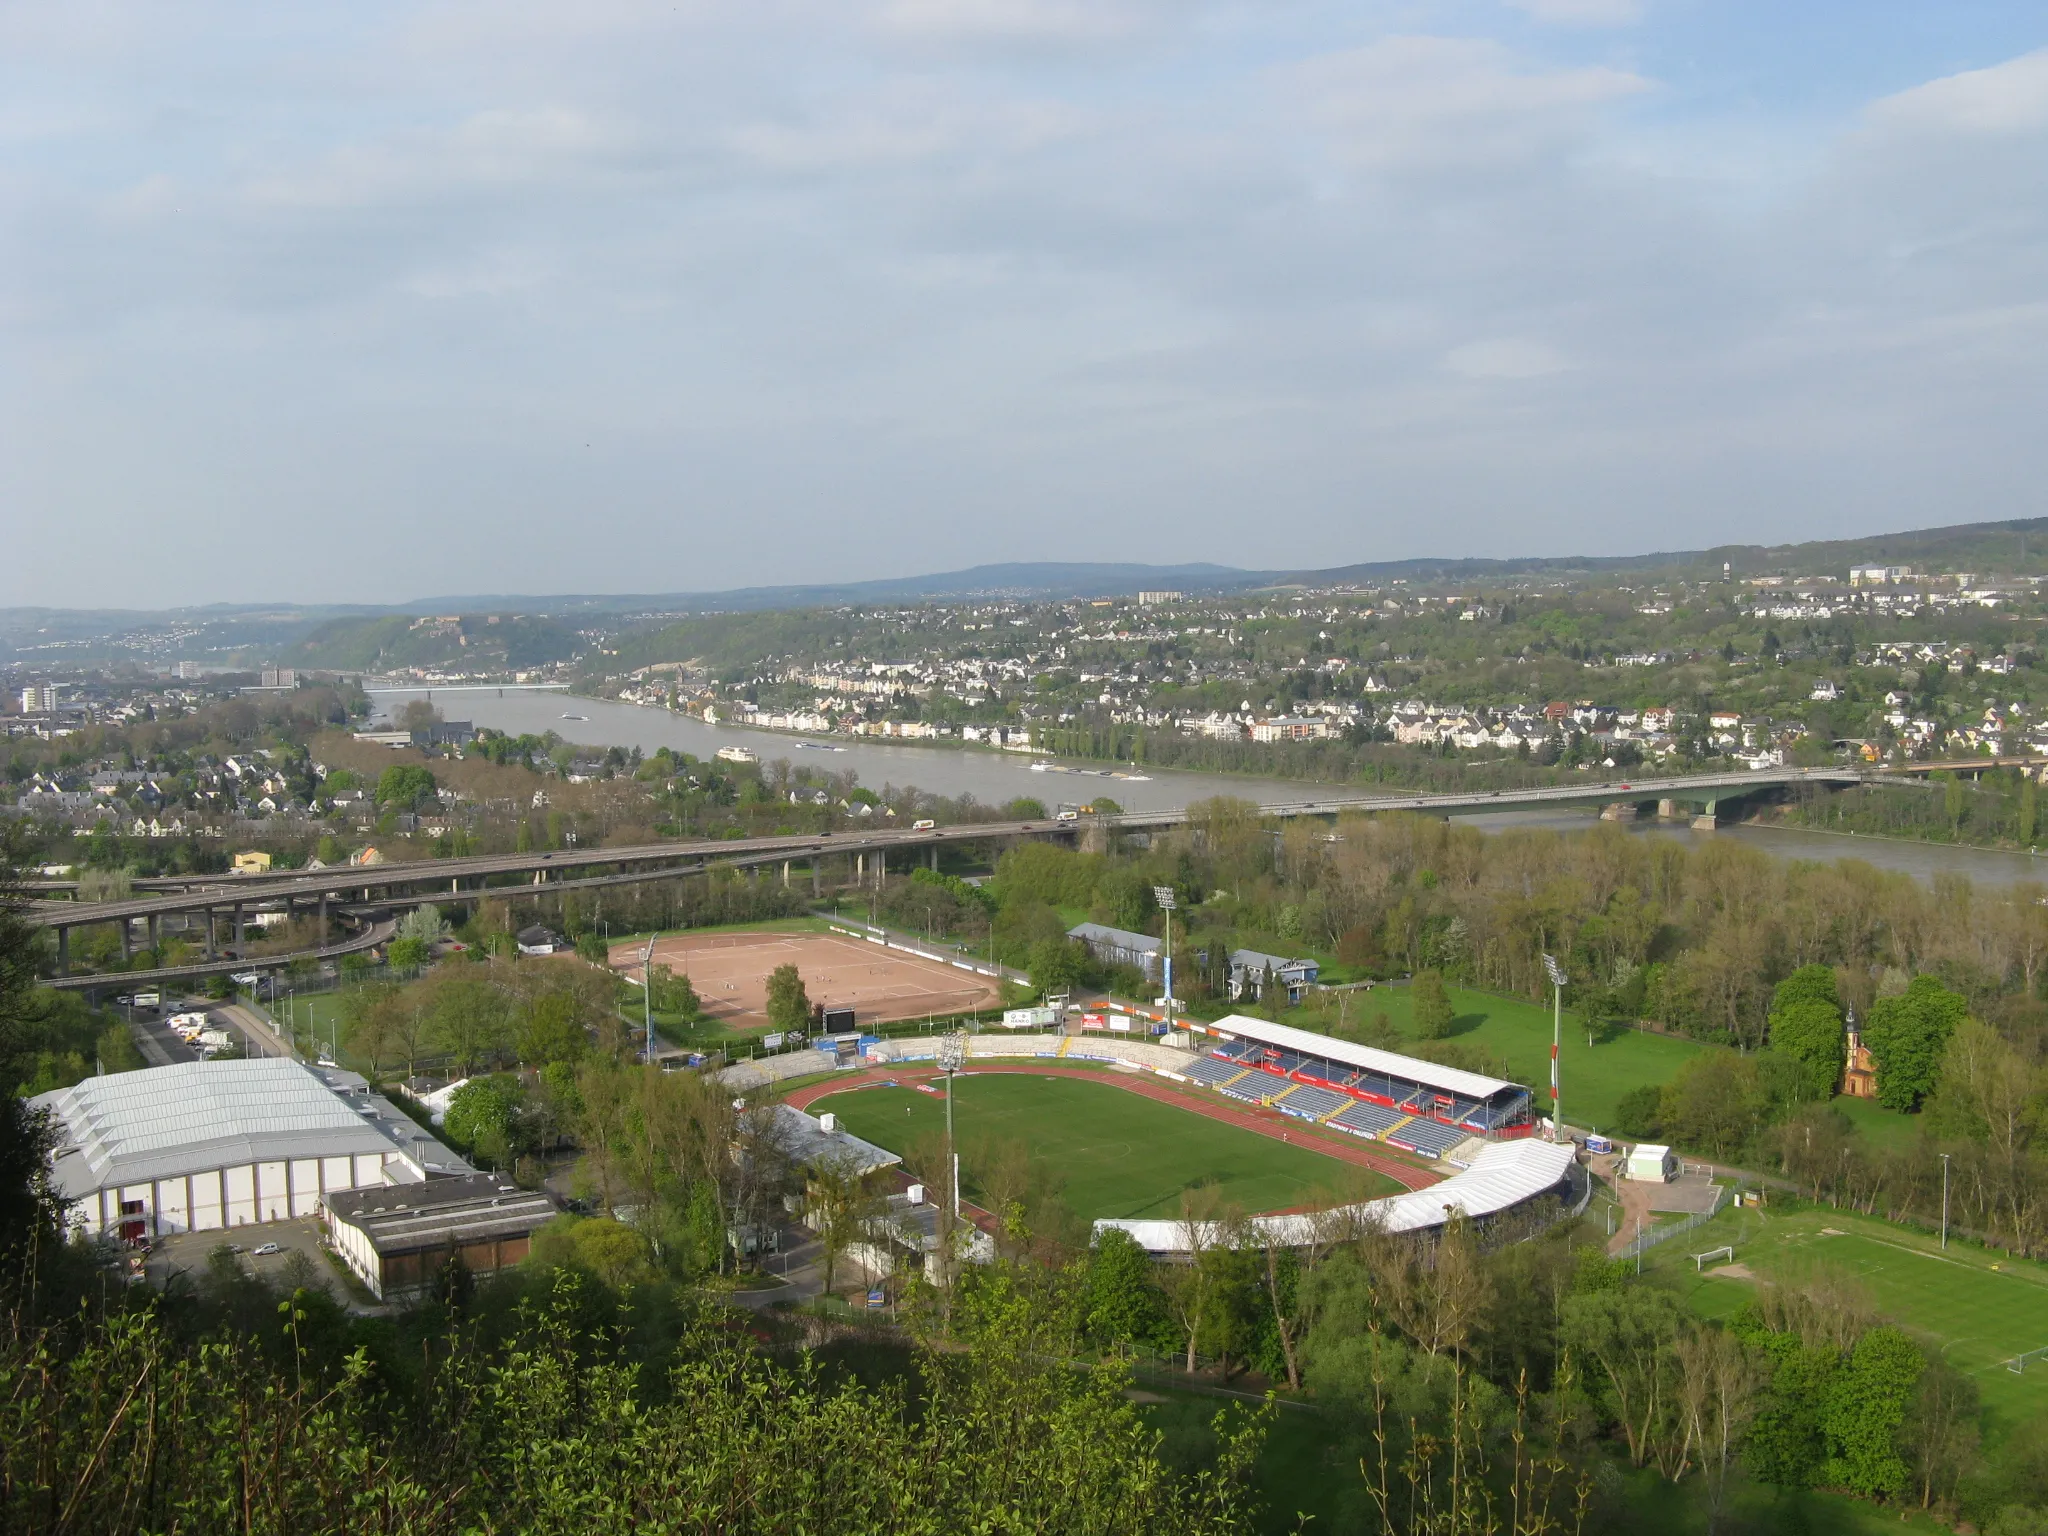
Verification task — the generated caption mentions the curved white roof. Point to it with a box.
[1095,1138,1575,1254]
[32,1058,407,1196]
[1200,1014,1520,1101]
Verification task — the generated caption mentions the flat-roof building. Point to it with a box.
[32,1058,451,1243]
[323,1173,558,1300]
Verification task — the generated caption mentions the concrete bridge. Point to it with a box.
[26,766,1857,987]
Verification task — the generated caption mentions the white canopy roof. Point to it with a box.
[1095,1138,1575,1254]
[1201,1013,1520,1101]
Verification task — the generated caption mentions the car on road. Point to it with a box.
[911,818,936,830]
[251,1243,281,1256]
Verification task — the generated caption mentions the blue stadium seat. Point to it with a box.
[1186,1057,1244,1086]
[1277,1085,1345,1120]
[1330,1100,1405,1137]
[1389,1119,1468,1157]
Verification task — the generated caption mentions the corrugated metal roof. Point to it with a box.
[32,1058,408,1193]
[1200,1014,1518,1099]
[1096,1138,1575,1253]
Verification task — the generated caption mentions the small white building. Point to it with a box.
[1625,1143,1678,1183]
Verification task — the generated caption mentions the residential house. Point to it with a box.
[1227,949,1320,1005]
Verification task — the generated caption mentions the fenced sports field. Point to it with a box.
[1659,1206,2048,1436]
[804,1072,1407,1221]
[609,929,1000,1031]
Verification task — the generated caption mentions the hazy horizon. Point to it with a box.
[5,3,2045,608]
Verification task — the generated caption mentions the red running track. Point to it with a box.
[785,1062,1441,1194]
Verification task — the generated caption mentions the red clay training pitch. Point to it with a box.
[610,929,1000,1031]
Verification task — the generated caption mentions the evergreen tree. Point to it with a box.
[1411,968,1454,1039]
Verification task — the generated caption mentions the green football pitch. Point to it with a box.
[1650,1206,2048,1436]
[809,1073,1402,1222]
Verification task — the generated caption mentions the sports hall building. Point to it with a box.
[33,1057,452,1243]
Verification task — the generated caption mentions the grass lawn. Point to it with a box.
[809,1073,1399,1221]
[1830,1093,1923,1152]
[1331,983,1711,1135]
[1646,1205,2048,1438]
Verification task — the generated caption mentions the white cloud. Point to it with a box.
[1867,48,2048,136]
[1289,36,1651,169]
[728,86,1085,172]
[1443,338,1573,379]
[875,0,1155,45]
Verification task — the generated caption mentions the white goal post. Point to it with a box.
[1692,1245,1734,1272]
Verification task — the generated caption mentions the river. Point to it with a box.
[370,687,2048,889]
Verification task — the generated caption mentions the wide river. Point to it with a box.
[371,687,2048,889]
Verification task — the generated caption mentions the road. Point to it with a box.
[30,767,1858,934]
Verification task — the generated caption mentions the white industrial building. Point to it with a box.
[33,1058,452,1243]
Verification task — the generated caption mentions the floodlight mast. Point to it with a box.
[642,936,658,1064]
[937,1030,968,1293]
[1153,886,1177,1022]
[1542,954,1568,1144]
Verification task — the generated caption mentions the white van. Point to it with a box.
[911,818,936,831]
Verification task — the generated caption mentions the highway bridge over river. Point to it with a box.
[30,767,1858,992]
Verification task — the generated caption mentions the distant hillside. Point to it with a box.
[284,613,583,671]
[407,561,1256,615]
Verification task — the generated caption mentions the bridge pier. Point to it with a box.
[1600,802,1642,822]
[120,918,132,963]
[148,913,159,954]
[56,925,68,977]
[204,908,216,960]
[1657,798,1683,820]
[1692,802,1719,831]
[782,860,790,887]
[928,845,938,871]
[812,860,821,897]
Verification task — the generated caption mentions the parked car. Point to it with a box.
[251,1243,281,1257]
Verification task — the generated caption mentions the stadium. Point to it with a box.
[732,1011,1581,1251]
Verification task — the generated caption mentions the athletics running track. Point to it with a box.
[783,1062,1441,1194]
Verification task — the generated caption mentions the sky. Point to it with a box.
[2,1,2046,608]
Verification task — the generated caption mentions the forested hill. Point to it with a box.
[283,613,583,671]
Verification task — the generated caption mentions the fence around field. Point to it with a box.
[1614,1182,1733,1261]
[718,1031,1203,1093]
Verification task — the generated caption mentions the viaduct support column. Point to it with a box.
[233,902,245,952]
[1657,798,1681,820]
[148,912,159,954]
[204,909,216,960]
[56,926,69,977]
[811,861,821,897]
[782,860,790,888]
[1691,799,1719,832]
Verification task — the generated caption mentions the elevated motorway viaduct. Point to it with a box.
[28,767,1857,986]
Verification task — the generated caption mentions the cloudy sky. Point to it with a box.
[3,1,2045,607]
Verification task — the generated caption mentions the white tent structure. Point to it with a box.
[1094,1138,1577,1255]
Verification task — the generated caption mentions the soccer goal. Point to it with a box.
[2005,1344,2048,1375]
[1692,1245,1734,1272]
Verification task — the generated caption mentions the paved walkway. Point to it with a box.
[786,1063,1441,1193]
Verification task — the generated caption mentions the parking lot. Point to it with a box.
[144,1217,344,1298]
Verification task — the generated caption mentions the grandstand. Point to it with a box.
[1182,1014,1534,1152]
[1097,1138,1577,1253]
